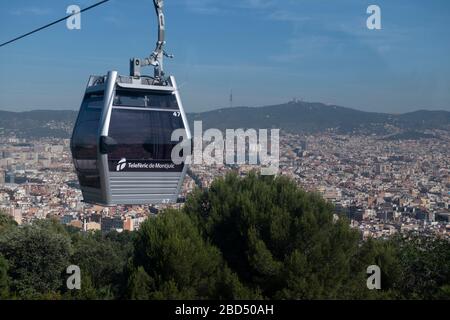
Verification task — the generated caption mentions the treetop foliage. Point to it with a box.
[0,173,449,300]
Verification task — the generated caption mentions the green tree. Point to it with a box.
[184,173,363,299]
[127,266,153,300]
[132,210,256,299]
[63,273,101,300]
[0,254,10,299]
[392,234,450,299]
[0,221,72,299]
[0,211,17,233]
[69,231,133,299]
[346,237,402,299]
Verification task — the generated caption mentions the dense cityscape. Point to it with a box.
[1,124,449,240]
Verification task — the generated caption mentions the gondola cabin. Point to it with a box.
[71,71,191,206]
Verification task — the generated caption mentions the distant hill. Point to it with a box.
[0,110,78,138]
[0,102,449,139]
[390,110,450,130]
[189,102,450,135]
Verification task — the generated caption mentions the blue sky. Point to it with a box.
[0,0,449,113]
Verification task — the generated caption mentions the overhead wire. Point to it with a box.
[0,0,110,48]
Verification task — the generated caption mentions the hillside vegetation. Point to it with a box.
[0,173,449,300]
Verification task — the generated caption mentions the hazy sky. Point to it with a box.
[0,0,449,113]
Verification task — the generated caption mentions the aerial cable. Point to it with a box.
[0,0,110,48]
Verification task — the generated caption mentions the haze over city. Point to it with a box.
[0,0,449,113]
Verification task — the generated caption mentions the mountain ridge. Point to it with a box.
[0,101,449,138]
[188,101,450,134]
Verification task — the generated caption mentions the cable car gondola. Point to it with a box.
[70,0,191,206]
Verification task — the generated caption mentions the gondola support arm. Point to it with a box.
[130,0,173,82]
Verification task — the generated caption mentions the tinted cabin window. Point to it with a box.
[114,90,178,109]
[108,109,184,161]
[71,93,103,188]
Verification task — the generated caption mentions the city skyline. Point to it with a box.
[1,124,449,238]
[0,0,449,113]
